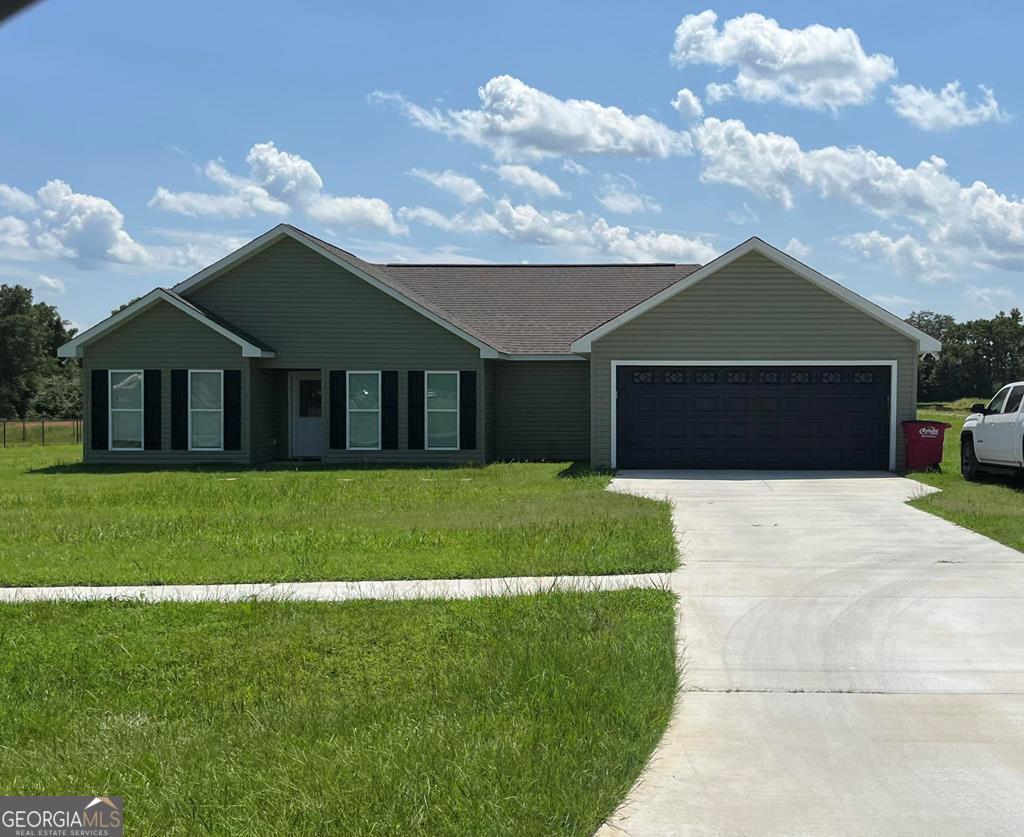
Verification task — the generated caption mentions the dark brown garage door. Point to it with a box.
[616,365,891,470]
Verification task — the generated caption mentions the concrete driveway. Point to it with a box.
[600,471,1024,836]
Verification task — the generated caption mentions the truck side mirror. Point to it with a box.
[971,403,988,415]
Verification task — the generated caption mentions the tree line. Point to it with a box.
[0,284,79,419]
[908,308,1024,403]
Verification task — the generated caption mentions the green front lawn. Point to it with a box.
[909,408,1024,552]
[0,446,676,586]
[0,589,677,835]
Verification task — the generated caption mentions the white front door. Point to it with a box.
[290,371,324,459]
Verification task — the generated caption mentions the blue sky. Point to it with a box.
[2,0,1022,331]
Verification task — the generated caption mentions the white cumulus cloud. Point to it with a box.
[871,294,919,312]
[36,274,66,292]
[964,285,1019,313]
[671,10,897,111]
[150,142,406,235]
[370,76,692,161]
[0,184,37,213]
[0,180,236,270]
[306,195,406,234]
[0,215,31,250]
[670,88,704,120]
[494,164,566,198]
[838,231,949,282]
[595,174,661,215]
[783,237,811,259]
[691,116,1024,279]
[408,168,487,203]
[33,179,150,266]
[725,202,758,225]
[399,198,714,263]
[889,81,1009,131]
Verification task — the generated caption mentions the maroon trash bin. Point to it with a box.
[901,420,951,470]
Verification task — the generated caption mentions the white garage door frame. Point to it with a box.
[610,359,899,471]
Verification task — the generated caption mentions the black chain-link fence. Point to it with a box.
[1,418,82,447]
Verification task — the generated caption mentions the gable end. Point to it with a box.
[569,238,941,353]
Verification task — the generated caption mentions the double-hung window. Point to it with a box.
[347,371,381,450]
[426,371,459,450]
[189,370,223,451]
[109,370,143,450]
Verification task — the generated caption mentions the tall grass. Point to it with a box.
[910,409,1024,551]
[0,446,677,585]
[0,589,678,835]
[0,418,81,447]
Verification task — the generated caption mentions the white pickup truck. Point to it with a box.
[961,381,1024,480]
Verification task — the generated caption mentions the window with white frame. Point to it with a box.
[347,371,381,450]
[109,370,143,450]
[426,371,459,450]
[189,369,223,451]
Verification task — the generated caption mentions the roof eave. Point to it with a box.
[56,288,276,359]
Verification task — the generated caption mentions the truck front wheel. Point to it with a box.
[961,437,980,481]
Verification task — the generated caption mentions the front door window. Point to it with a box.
[291,372,324,459]
[298,379,322,417]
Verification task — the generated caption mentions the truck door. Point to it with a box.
[974,386,1010,463]
[984,385,1024,464]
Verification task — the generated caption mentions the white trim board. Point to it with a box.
[609,360,899,472]
[498,354,586,362]
[572,238,941,354]
[172,224,502,359]
[57,288,275,359]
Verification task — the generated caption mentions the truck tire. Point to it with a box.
[961,437,980,481]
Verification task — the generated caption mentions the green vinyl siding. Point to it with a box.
[186,237,485,463]
[589,251,919,470]
[490,361,590,461]
[249,367,286,463]
[81,301,250,465]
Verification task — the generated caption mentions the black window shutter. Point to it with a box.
[329,371,346,449]
[90,369,108,450]
[143,370,161,450]
[381,371,399,449]
[224,370,242,450]
[170,369,188,450]
[407,370,425,450]
[459,370,477,450]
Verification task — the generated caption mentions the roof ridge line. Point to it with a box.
[380,262,697,268]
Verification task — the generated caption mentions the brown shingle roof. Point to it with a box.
[378,263,699,354]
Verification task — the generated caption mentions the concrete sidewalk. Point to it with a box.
[601,471,1024,837]
[0,572,669,603]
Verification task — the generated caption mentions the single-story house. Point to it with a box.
[58,224,940,471]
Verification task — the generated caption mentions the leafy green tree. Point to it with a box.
[30,366,81,419]
[0,284,78,418]
[909,308,1024,401]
